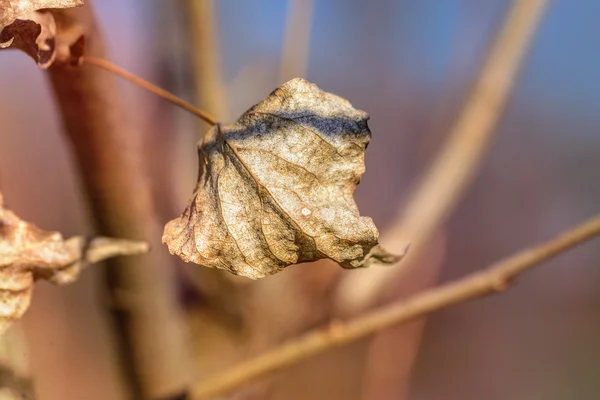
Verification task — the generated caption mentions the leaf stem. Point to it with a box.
[81,56,218,126]
[191,214,600,399]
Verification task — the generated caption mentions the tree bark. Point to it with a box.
[46,3,192,399]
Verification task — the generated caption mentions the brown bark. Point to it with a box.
[46,3,192,399]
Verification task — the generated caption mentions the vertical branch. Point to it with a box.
[183,0,247,323]
[279,0,314,82]
[186,0,225,124]
[46,3,192,399]
[183,0,244,320]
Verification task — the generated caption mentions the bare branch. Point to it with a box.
[279,0,314,82]
[46,5,193,398]
[186,0,226,124]
[335,0,552,314]
[191,214,600,399]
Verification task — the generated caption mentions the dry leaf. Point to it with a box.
[163,78,400,279]
[0,192,149,334]
[0,0,84,68]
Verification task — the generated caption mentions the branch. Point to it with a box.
[181,0,245,312]
[186,0,226,124]
[334,0,551,313]
[81,56,218,125]
[191,214,600,399]
[46,4,193,398]
[279,0,314,82]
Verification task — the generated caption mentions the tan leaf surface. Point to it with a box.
[163,78,399,279]
[0,0,84,68]
[0,192,149,334]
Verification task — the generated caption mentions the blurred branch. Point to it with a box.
[191,214,600,399]
[46,4,193,399]
[334,0,551,314]
[82,56,217,125]
[358,3,523,399]
[186,0,225,123]
[279,0,314,82]
[182,0,246,320]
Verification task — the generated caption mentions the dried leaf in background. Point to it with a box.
[0,0,84,68]
[0,192,149,335]
[163,78,399,279]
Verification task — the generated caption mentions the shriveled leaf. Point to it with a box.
[0,192,149,334]
[163,78,400,279]
[0,0,84,68]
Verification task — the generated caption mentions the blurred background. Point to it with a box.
[1,1,600,399]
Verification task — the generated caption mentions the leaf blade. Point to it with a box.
[163,78,400,279]
[0,192,149,334]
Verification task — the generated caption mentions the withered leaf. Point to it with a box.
[163,78,399,279]
[0,192,149,334]
[0,0,84,68]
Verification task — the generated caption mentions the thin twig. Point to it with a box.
[335,0,552,313]
[191,214,600,399]
[81,56,218,126]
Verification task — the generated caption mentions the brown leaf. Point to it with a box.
[163,78,400,279]
[0,192,149,334]
[0,0,84,68]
